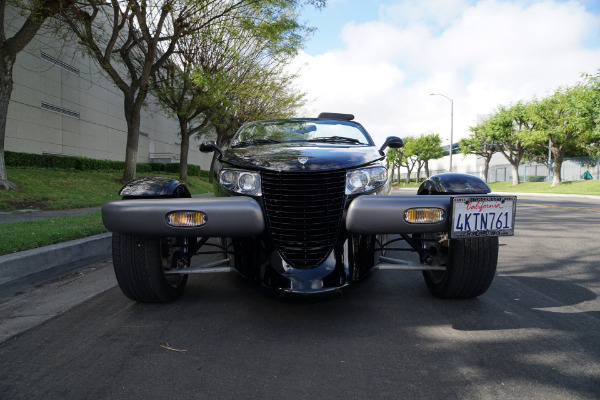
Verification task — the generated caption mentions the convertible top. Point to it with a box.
[317,112,354,121]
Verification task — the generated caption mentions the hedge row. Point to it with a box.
[165,163,210,178]
[5,151,207,177]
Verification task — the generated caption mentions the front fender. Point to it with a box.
[417,173,490,195]
[119,176,191,199]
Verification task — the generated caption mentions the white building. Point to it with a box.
[5,9,213,170]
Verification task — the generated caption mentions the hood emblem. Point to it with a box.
[298,157,309,165]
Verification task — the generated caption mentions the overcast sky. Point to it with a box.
[292,0,600,147]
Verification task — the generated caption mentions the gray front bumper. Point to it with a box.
[102,194,502,238]
[345,195,453,234]
[101,197,264,237]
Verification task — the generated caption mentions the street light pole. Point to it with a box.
[430,93,454,172]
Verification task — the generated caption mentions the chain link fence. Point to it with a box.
[399,156,600,183]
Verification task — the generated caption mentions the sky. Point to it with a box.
[291,0,600,147]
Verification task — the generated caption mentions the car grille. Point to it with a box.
[261,170,346,268]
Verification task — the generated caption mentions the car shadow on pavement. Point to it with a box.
[450,275,599,332]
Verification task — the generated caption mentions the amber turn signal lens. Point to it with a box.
[166,211,207,227]
[404,208,445,224]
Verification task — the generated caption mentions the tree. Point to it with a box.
[203,65,306,180]
[386,147,402,183]
[151,34,225,184]
[412,133,444,179]
[493,102,531,186]
[206,63,305,146]
[524,83,599,186]
[461,120,497,183]
[1,0,75,190]
[62,0,322,183]
[151,3,310,183]
[400,137,418,184]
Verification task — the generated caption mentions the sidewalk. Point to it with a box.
[0,193,213,295]
[0,193,214,224]
[0,206,101,224]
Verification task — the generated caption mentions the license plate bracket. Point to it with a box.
[451,196,516,239]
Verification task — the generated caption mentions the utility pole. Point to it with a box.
[430,93,454,172]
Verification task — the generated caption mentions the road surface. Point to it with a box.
[0,195,599,399]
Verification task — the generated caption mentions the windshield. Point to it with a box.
[230,119,372,148]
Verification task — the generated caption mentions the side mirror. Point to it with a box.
[379,136,404,155]
[200,141,223,159]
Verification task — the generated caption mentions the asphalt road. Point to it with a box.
[1,195,599,399]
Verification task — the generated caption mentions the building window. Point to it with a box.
[41,102,80,119]
[40,52,80,76]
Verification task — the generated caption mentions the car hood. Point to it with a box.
[221,144,385,171]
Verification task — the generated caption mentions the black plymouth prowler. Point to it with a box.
[102,113,516,302]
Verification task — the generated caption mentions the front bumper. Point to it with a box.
[101,197,264,237]
[345,195,451,234]
[101,195,470,237]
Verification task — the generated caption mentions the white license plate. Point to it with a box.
[451,196,516,239]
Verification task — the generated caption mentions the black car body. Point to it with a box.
[102,114,516,302]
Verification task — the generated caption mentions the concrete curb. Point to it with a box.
[0,233,112,295]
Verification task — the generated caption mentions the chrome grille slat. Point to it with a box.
[262,170,346,268]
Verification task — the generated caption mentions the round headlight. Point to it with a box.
[347,170,369,193]
[238,173,258,192]
[220,170,237,188]
[370,167,387,185]
[346,166,388,194]
[218,169,262,196]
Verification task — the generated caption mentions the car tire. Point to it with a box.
[112,233,188,302]
[423,236,498,299]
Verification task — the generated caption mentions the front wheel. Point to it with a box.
[423,236,498,299]
[112,233,188,302]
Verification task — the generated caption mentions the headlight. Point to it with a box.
[346,166,388,195]
[219,169,262,196]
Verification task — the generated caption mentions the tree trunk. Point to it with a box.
[552,150,564,186]
[511,163,520,186]
[396,165,400,183]
[483,158,490,183]
[121,96,141,183]
[0,52,18,190]
[424,160,430,179]
[179,120,190,184]
[405,167,413,184]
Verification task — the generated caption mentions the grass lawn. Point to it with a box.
[0,212,106,255]
[0,168,213,255]
[488,180,600,196]
[392,179,600,196]
[391,182,422,188]
[0,168,213,212]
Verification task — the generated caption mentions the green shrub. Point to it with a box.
[5,151,169,173]
[165,163,179,174]
[5,151,207,176]
[166,163,205,177]
[147,162,165,172]
[6,151,124,171]
[136,164,152,173]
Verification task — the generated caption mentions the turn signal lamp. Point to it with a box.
[166,211,207,227]
[404,208,445,224]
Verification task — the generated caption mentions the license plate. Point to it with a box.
[451,196,516,239]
